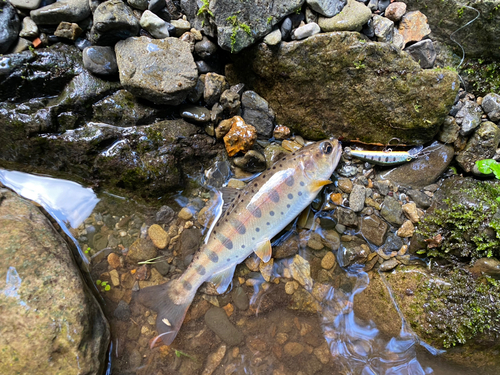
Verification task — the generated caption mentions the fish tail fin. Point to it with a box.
[136,280,195,347]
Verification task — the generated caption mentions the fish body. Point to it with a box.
[137,139,342,346]
[344,146,423,166]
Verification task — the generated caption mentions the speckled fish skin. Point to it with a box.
[137,139,342,346]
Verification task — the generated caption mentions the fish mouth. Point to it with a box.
[331,140,343,167]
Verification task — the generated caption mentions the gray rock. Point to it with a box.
[188,75,205,103]
[293,22,321,40]
[380,195,404,225]
[90,0,140,45]
[153,261,171,276]
[264,29,282,45]
[407,189,432,209]
[205,307,244,346]
[318,0,371,32]
[377,0,390,12]
[19,17,39,38]
[482,93,500,122]
[220,89,241,115]
[204,73,229,106]
[54,21,83,40]
[372,14,394,43]
[10,0,42,10]
[83,46,118,76]
[349,184,366,212]
[11,38,33,54]
[307,0,346,17]
[195,36,218,58]
[281,17,292,40]
[180,105,211,123]
[127,0,148,10]
[379,142,454,188]
[30,0,91,24]
[92,89,158,126]
[0,191,109,374]
[359,214,388,246]
[373,180,390,196]
[456,121,500,174]
[115,36,198,105]
[148,0,164,13]
[170,19,191,37]
[404,39,436,69]
[233,150,267,172]
[393,28,404,49]
[379,258,399,272]
[333,207,358,227]
[196,60,215,74]
[437,115,460,144]
[241,90,274,138]
[305,7,318,24]
[456,100,483,136]
[156,205,175,224]
[232,286,249,310]
[114,300,132,321]
[140,10,170,38]
[0,3,20,54]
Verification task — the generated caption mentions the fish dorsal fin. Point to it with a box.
[254,238,272,263]
[219,186,241,214]
[309,180,332,192]
[208,265,236,294]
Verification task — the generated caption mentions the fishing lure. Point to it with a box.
[344,145,423,166]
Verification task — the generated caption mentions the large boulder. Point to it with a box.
[0,189,109,374]
[405,0,500,59]
[115,36,198,105]
[231,32,459,144]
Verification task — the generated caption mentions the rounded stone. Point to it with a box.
[83,46,118,76]
[385,2,407,22]
[284,342,304,356]
[321,251,336,269]
[195,36,218,58]
[147,224,169,249]
[0,3,20,54]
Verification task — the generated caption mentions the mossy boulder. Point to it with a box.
[231,32,459,144]
[354,266,500,372]
[405,0,500,59]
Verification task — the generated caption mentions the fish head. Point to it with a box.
[299,139,342,182]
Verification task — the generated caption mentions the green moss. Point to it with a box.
[417,180,500,261]
[461,58,500,96]
[226,14,252,53]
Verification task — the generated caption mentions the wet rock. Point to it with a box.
[273,233,300,259]
[108,253,122,269]
[307,0,345,17]
[30,0,91,24]
[232,286,249,310]
[402,202,419,223]
[219,89,241,115]
[293,22,321,40]
[128,0,148,10]
[170,19,190,37]
[272,125,290,140]
[90,0,140,45]
[359,214,388,246]
[140,10,171,39]
[482,93,500,122]
[83,46,118,76]
[407,189,432,209]
[379,258,399,271]
[263,144,290,167]
[264,29,282,45]
[404,39,436,69]
[233,150,266,172]
[456,100,483,136]
[19,17,39,38]
[10,0,42,10]
[349,184,365,212]
[0,3,20,54]
[338,178,353,193]
[470,258,500,279]
[372,14,394,43]
[176,227,201,261]
[223,116,257,157]
[92,90,158,126]
[114,300,132,321]
[127,238,158,263]
[195,36,218,58]
[115,36,197,105]
[204,73,229,107]
[178,207,194,220]
[202,344,226,375]
[385,2,406,22]
[456,121,500,173]
[321,251,336,269]
[380,196,404,225]
[379,142,454,188]
[148,224,169,249]
[0,191,109,374]
[333,207,358,227]
[396,220,415,237]
[288,255,313,289]
[437,116,460,144]
[204,307,244,346]
[280,17,293,40]
[241,90,274,138]
[232,32,459,144]
[321,229,341,250]
[282,139,302,152]
[397,11,431,47]
[54,21,82,40]
[156,205,175,224]
[318,0,371,32]
[11,38,32,54]
[284,342,304,356]
[180,105,211,123]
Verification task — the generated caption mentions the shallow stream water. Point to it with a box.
[0,168,486,375]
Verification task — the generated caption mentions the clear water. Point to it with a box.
[0,168,491,375]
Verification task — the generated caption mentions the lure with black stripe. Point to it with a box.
[344,145,423,166]
[137,139,343,346]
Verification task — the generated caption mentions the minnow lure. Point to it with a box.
[137,140,343,346]
[344,145,423,166]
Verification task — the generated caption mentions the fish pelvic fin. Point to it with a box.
[254,238,272,263]
[309,179,332,192]
[135,280,195,347]
[208,265,236,294]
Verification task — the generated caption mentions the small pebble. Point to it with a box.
[321,252,336,270]
[396,220,415,237]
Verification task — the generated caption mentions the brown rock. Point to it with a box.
[223,116,257,156]
[282,139,302,152]
[54,22,83,40]
[107,252,122,269]
[402,202,419,223]
[321,251,336,270]
[273,125,291,140]
[127,238,157,263]
[398,11,431,47]
[396,220,415,237]
[147,224,169,249]
[385,2,407,23]
[359,214,388,246]
[338,177,353,193]
[284,342,304,356]
[215,118,233,139]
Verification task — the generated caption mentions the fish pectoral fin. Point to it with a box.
[254,238,272,263]
[309,179,332,192]
[208,265,236,294]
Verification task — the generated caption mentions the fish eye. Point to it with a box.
[321,142,333,154]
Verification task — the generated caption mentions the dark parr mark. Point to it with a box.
[230,218,246,235]
[208,250,219,263]
[269,190,280,203]
[249,205,262,218]
[182,280,192,291]
[195,264,206,276]
[216,232,234,250]
[256,227,260,232]
[285,175,294,186]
